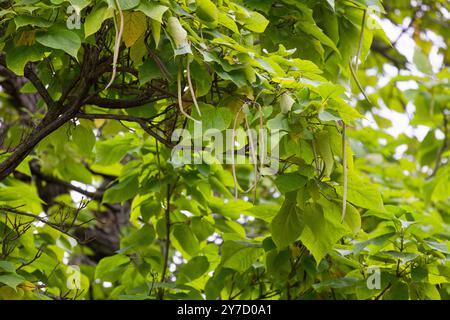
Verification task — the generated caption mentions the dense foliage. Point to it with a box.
[0,0,449,300]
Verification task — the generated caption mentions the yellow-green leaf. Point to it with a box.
[123,11,147,48]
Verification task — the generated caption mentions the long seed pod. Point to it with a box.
[186,58,202,116]
[105,0,124,90]
[242,102,265,202]
[177,65,200,123]
[231,105,245,198]
[242,112,257,194]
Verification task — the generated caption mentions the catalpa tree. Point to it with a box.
[0,0,449,300]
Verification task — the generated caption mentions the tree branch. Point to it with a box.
[158,181,178,300]
[76,113,173,147]
[85,92,168,109]
[24,63,59,111]
[0,50,100,181]
[371,40,407,69]
[30,164,103,200]
[0,206,89,244]
[0,104,79,181]
[0,62,38,112]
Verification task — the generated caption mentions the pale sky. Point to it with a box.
[359,16,446,162]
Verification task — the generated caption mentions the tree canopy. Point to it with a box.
[0,0,449,300]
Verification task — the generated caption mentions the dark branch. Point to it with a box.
[30,164,103,200]
[371,40,407,69]
[85,92,168,109]
[0,46,100,181]
[76,113,173,147]
[23,63,59,111]
[0,104,79,181]
[0,206,89,244]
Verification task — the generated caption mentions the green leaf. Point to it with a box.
[423,240,450,254]
[218,13,239,34]
[353,232,396,254]
[72,124,95,156]
[327,98,364,123]
[300,22,339,54]
[69,0,91,11]
[267,113,290,132]
[172,224,200,257]
[378,251,419,263]
[95,254,131,281]
[0,261,16,273]
[410,282,441,300]
[108,0,140,11]
[221,240,263,272]
[384,281,409,300]
[0,274,25,290]
[313,277,359,291]
[191,217,214,242]
[120,224,155,253]
[299,199,348,264]
[177,256,209,283]
[214,219,246,238]
[245,204,279,222]
[138,59,161,85]
[314,130,334,177]
[36,26,82,59]
[5,45,45,76]
[244,11,269,33]
[95,135,138,166]
[341,201,361,233]
[190,61,213,97]
[208,198,253,220]
[14,15,52,29]
[196,0,219,23]
[84,4,110,38]
[316,83,345,100]
[103,174,139,204]
[275,172,307,193]
[336,172,386,213]
[137,2,168,23]
[151,19,162,48]
[0,184,44,205]
[413,47,432,74]
[202,104,232,131]
[271,193,304,248]
[266,249,291,279]
[190,103,232,135]
[209,176,234,199]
